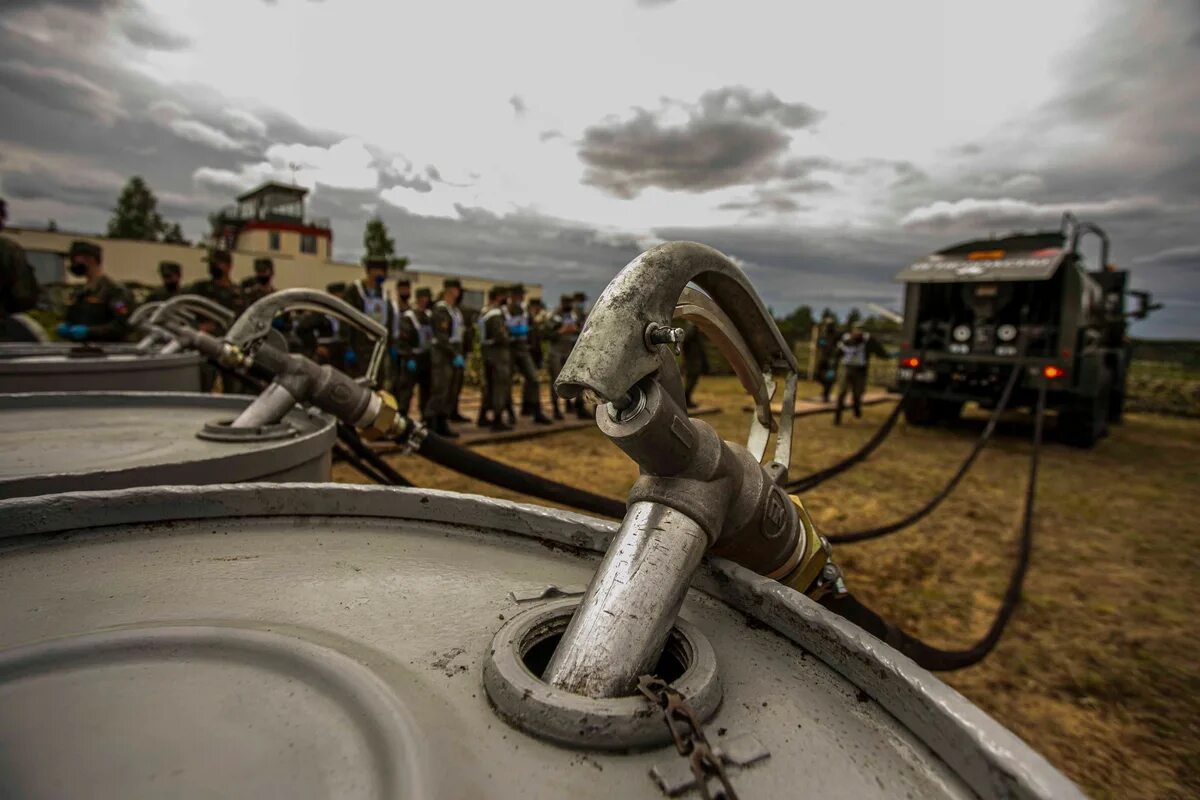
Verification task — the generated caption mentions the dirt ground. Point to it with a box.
[333,376,1200,800]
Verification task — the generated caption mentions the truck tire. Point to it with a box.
[937,399,964,422]
[904,397,940,426]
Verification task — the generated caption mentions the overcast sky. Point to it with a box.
[0,0,1196,336]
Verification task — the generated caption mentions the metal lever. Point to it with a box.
[545,242,811,698]
[224,288,389,389]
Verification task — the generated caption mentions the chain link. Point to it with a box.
[637,675,738,800]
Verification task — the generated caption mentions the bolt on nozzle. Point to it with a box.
[645,322,686,354]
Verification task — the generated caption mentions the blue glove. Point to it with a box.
[389,346,399,360]
[62,324,89,341]
[452,354,465,369]
[56,323,70,337]
[406,358,418,373]
[824,369,835,383]
[345,349,358,366]
[515,324,530,337]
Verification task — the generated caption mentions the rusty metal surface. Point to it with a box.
[0,484,1083,800]
[0,393,333,499]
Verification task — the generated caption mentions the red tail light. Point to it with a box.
[1043,365,1065,380]
[902,357,921,369]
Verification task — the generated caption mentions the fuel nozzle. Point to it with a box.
[544,242,832,698]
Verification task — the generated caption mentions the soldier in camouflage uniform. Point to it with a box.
[340,257,395,382]
[0,199,41,342]
[241,258,276,306]
[411,287,434,417]
[391,278,423,417]
[814,316,839,404]
[188,250,245,392]
[294,282,347,370]
[527,297,545,370]
[57,240,131,343]
[505,283,551,424]
[146,261,182,303]
[477,285,513,432]
[543,293,583,420]
[425,278,465,437]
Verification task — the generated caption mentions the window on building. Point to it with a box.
[300,234,317,254]
[268,231,281,251]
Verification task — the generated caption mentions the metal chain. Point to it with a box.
[637,675,738,800]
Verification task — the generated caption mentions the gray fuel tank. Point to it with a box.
[0,484,1082,800]
[0,393,334,499]
[0,343,202,393]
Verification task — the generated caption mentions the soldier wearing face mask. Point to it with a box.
[341,257,396,380]
[189,250,246,319]
[241,258,276,305]
[57,240,132,343]
[1,199,41,342]
[147,261,182,303]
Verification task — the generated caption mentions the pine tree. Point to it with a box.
[107,177,167,241]
[362,216,409,269]
[163,223,188,245]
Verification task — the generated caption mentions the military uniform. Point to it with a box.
[681,320,709,408]
[478,302,512,430]
[188,278,245,317]
[425,294,465,432]
[505,294,549,422]
[391,300,429,417]
[64,275,131,342]
[543,297,583,419]
[341,278,396,381]
[814,321,839,403]
[835,330,889,424]
[0,235,40,341]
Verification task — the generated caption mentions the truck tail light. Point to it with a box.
[1043,365,1065,380]
[902,357,921,369]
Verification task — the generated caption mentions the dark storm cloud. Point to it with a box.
[119,14,191,51]
[578,86,822,197]
[0,61,123,125]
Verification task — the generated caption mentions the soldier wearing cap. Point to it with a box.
[147,261,183,303]
[505,283,551,424]
[0,199,40,342]
[189,249,245,318]
[241,257,276,306]
[57,240,131,343]
[340,257,396,380]
[476,285,513,432]
[425,278,465,436]
[543,292,584,420]
[391,277,425,417]
[527,297,545,370]
[834,320,889,425]
[295,281,347,370]
[411,287,434,415]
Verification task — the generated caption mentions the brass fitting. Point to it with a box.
[359,390,401,440]
[775,495,829,596]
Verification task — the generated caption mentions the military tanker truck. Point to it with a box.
[894,215,1159,447]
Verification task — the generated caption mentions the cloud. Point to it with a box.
[119,11,190,51]
[578,86,821,198]
[1132,245,1200,268]
[0,60,123,125]
[168,119,244,151]
[900,196,1176,231]
[508,94,527,116]
[223,108,268,137]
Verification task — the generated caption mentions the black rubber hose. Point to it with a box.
[333,441,390,485]
[827,364,1022,544]
[337,423,414,487]
[416,431,626,519]
[785,383,910,494]
[818,382,1046,671]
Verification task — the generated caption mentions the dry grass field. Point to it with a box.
[333,376,1200,800]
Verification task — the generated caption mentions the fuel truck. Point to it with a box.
[894,215,1159,446]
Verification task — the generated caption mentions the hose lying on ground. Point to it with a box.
[416,430,626,519]
[785,383,911,494]
[337,423,414,487]
[333,440,390,485]
[827,365,1022,544]
[818,383,1046,671]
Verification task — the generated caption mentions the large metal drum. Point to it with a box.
[0,343,202,393]
[0,484,1081,800]
[0,393,334,499]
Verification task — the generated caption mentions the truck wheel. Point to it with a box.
[936,400,964,422]
[904,397,940,426]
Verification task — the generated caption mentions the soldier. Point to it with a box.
[294,281,346,370]
[189,250,245,319]
[411,287,434,417]
[0,199,41,342]
[477,286,513,432]
[505,283,551,424]
[814,316,839,404]
[569,291,591,419]
[834,321,889,425]
[146,261,182,303]
[57,240,132,343]
[425,278,466,437]
[450,303,477,423]
[681,320,709,409]
[391,278,423,417]
[241,258,276,306]
[527,297,545,370]
[341,257,396,381]
[543,293,583,420]
[188,250,245,392]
